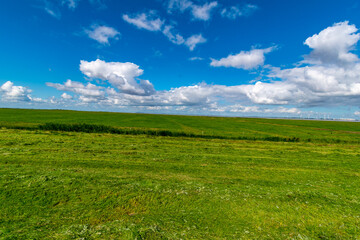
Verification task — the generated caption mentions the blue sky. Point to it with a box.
[1,0,360,119]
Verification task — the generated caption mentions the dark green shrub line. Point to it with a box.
[37,123,303,142]
[1,122,357,144]
[0,125,38,131]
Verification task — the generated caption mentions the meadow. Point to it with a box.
[1,108,360,239]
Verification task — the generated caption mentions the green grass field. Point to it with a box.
[1,108,360,239]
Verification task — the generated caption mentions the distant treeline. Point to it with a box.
[1,122,352,144]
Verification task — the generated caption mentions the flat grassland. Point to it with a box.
[1,108,360,239]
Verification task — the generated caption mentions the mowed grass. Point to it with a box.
[1,108,360,239]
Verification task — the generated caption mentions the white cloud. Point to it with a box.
[44,60,296,109]
[61,93,73,99]
[240,21,360,106]
[303,21,360,65]
[191,1,218,21]
[185,34,207,51]
[44,62,302,117]
[47,62,220,107]
[103,85,302,116]
[123,11,206,50]
[162,25,185,45]
[105,84,213,107]
[221,4,258,19]
[239,81,296,104]
[98,83,300,115]
[189,57,204,61]
[167,0,218,21]
[151,84,215,106]
[210,47,275,69]
[80,59,155,96]
[29,97,45,102]
[264,64,360,105]
[274,107,301,114]
[123,12,164,31]
[162,27,206,50]
[84,24,120,45]
[46,80,105,102]
[0,81,33,102]
[355,111,360,116]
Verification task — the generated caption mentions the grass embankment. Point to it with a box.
[1,108,360,143]
[1,108,360,239]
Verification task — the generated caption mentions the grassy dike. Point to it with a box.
[1,108,360,239]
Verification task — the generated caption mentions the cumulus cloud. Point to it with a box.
[265,64,360,106]
[84,24,120,45]
[221,4,258,19]
[210,47,275,69]
[46,79,105,103]
[167,0,218,21]
[0,81,33,102]
[303,21,360,65]
[143,84,216,106]
[61,93,73,99]
[45,60,304,117]
[41,61,292,109]
[240,81,298,105]
[47,61,219,106]
[123,11,206,50]
[100,83,301,114]
[123,12,164,31]
[240,21,360,106]
[80,59,155,96]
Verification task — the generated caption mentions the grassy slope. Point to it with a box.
[1,108,360,142]
[1,108,360,239]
